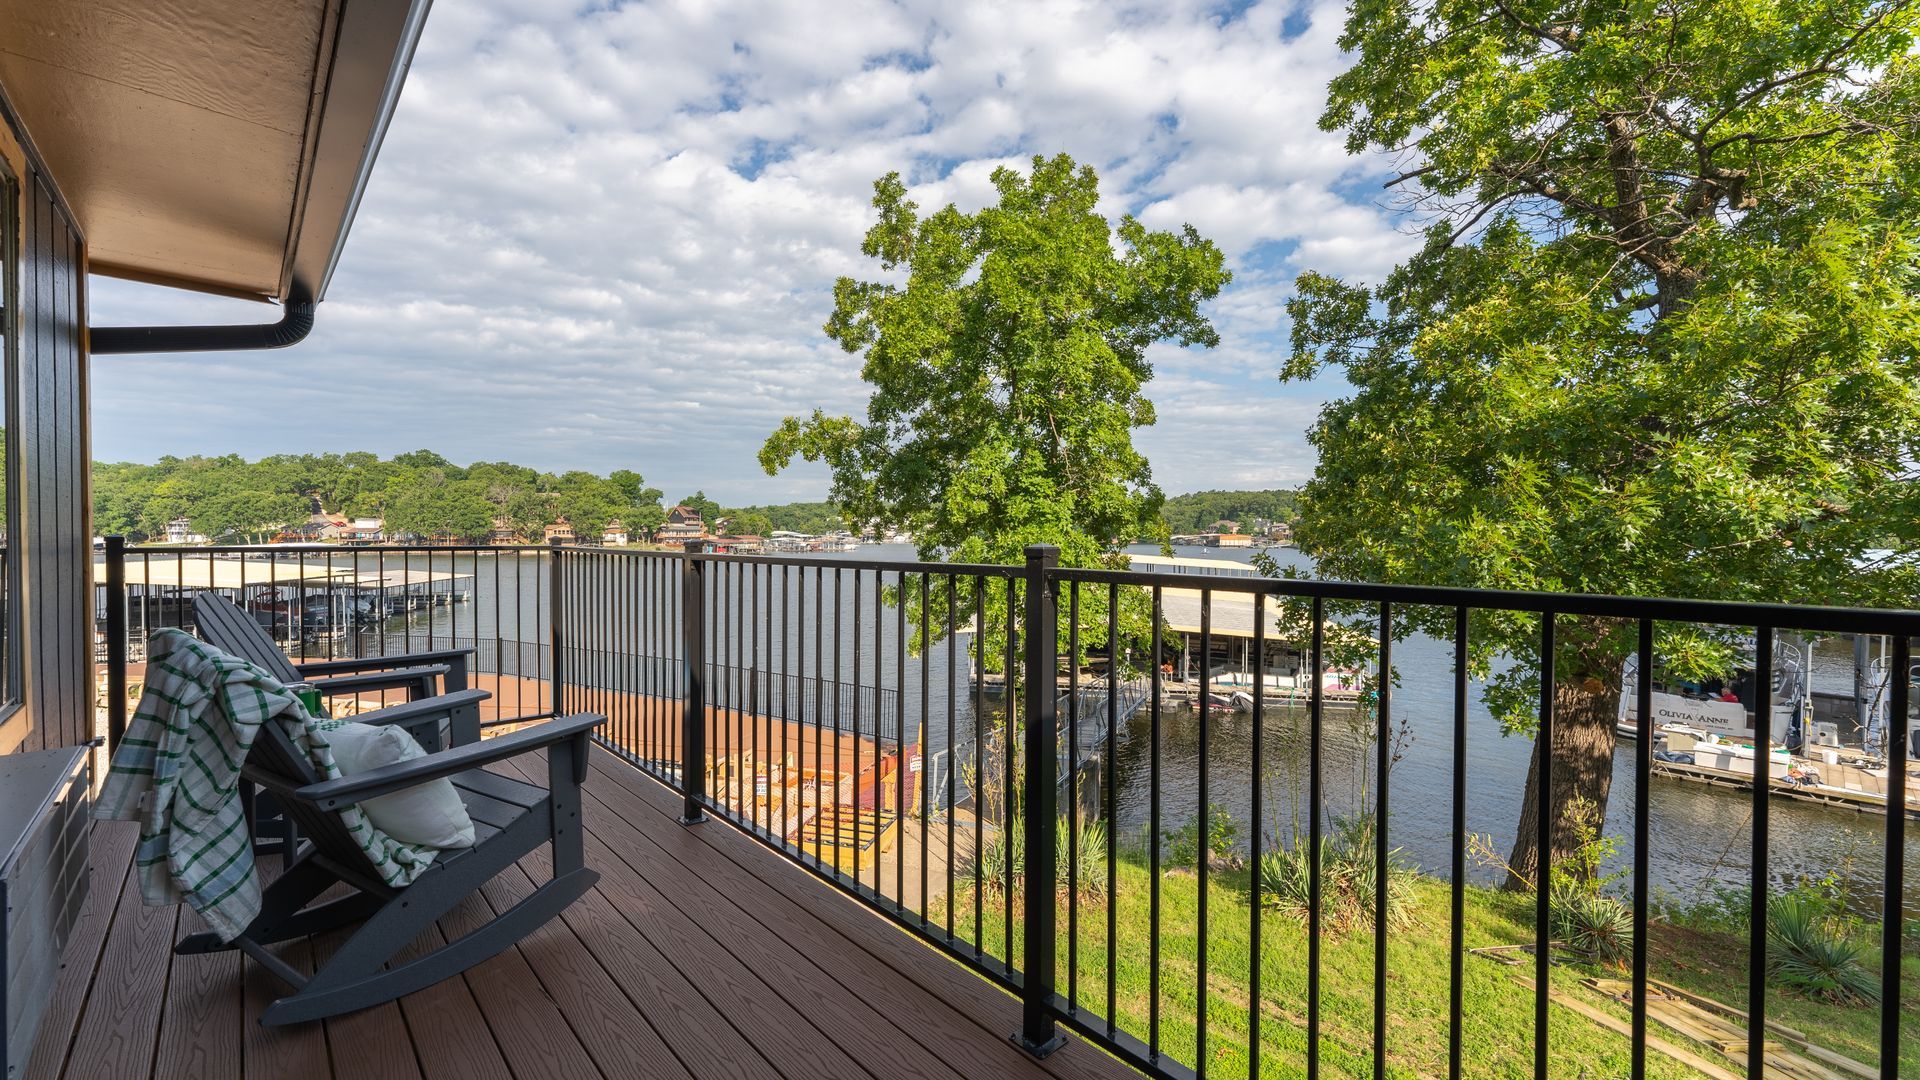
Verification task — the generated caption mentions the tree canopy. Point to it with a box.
[761,153,1231,570]
[92,450,667,543]
[1287,0,1920,883]
[1161,489,1299,535]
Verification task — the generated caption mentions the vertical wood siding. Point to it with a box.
[6,137,91,754]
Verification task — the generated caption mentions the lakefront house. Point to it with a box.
[0,4,1908,1080]
[654,503,706,544]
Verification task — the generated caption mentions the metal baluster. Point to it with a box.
[1750,626,1774,1080]
[1632,617,1653,1079]
[1017,545,1061,1055]
[1450,606,1469,1080]
[1068,580,1081,1012]
[679,542,706,824]
[1199,588,1212,1075]
[1004,574,1017,968]
[920,572,931,928]
[1250,592,1266,1078]
[1375,601,1393,1080]
[1880,633,1909,1079]
[1535,612,1555,1078]
[1150,582,1163,1065]
[1308,596,1324,1080]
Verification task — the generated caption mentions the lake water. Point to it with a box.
[361,542,1916,917]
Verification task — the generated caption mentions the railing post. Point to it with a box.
[104,535,128,752]
[1017,544,1065,1056]
[548,536,564,716]
[680,540,707,824]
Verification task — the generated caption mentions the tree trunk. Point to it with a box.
[1503,669,1623,892]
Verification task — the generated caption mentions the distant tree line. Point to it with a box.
[1158,489,1299,535]
[82,448,855,546]
[93,450,668,544]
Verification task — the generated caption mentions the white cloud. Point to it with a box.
[89,0,1414,501]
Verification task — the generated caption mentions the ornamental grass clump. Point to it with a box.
[1766,892,1879,1005]
[1257,812,1415,934]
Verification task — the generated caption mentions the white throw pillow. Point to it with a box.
[323,721,476,848]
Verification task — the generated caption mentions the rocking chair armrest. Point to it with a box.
[296,712,606,810]
[307,664,451,697]
[345,689,491,734]
[297,648,475,689]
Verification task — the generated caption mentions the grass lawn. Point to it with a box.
[929,853,1917,1078]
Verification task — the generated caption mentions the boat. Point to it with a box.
[1620,638,1918,816]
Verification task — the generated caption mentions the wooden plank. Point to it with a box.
[561,777,967,1080]
[389,921,514,1080]
[540,755,1063,1080]
[494,756,870,1080]
[476,863,694,1079]
[312,925,422,1080]
[22,819,140,1079]
[152,906,243,1080]
[490,833,780,1080]
[59,842,180,1080]
[434,890,601,1080]
[585,751,1135,1080]
[242,867,329,1080]
[1513,974,1741,1080]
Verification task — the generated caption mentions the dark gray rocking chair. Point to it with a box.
[193,591,477,730]
[174,689,607,1026]
[194,591,488,861]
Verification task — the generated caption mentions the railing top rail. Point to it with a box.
[555,544,1021,578]
[104,540,1920,633]
[1052,564,1920,634]
[116,543,553,555]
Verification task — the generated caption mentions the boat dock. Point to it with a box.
[1646,740,1920,818]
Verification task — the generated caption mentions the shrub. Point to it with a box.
[1549,879,1633,967]
[1257,843,1314,922]
[976,821,1023,894]
[972,815,1109,900]
[1257,812,1415,933]
[1167,803,1241,870]
[1064,817,1109,899]
[1766,892,1879,1004]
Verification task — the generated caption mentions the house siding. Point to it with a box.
[2,93,93,755]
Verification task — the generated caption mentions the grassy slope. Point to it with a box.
[932,859,1915,1078]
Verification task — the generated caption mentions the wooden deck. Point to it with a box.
[28,747,1137,1080]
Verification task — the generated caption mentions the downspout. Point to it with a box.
[89,299,316,355]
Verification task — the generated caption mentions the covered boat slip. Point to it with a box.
[26,748,1136,1080]
[92,554,475,649]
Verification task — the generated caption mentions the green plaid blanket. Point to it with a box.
[96,629,439,941]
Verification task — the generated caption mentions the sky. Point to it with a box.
[88,0,1421,504]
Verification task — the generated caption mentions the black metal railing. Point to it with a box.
[96,536,1916,1078]
[98,540,556,736]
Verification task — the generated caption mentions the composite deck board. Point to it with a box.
[22,816,140,1080]
[540,754,1051,1080]
[61,839,179,1080]
[498,756,967,1080]
[154,908,243,1080]
[311,923,422,1080]
[585,754,1134,1080]
[389,918,515,1080]
[29,747,1140,1080]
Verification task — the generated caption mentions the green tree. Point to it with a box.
[1161,489,1299,535]
[722,510,775,537]
[676,491,722,524]
[1288,0,1920,886]
[763,154,1230,660]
